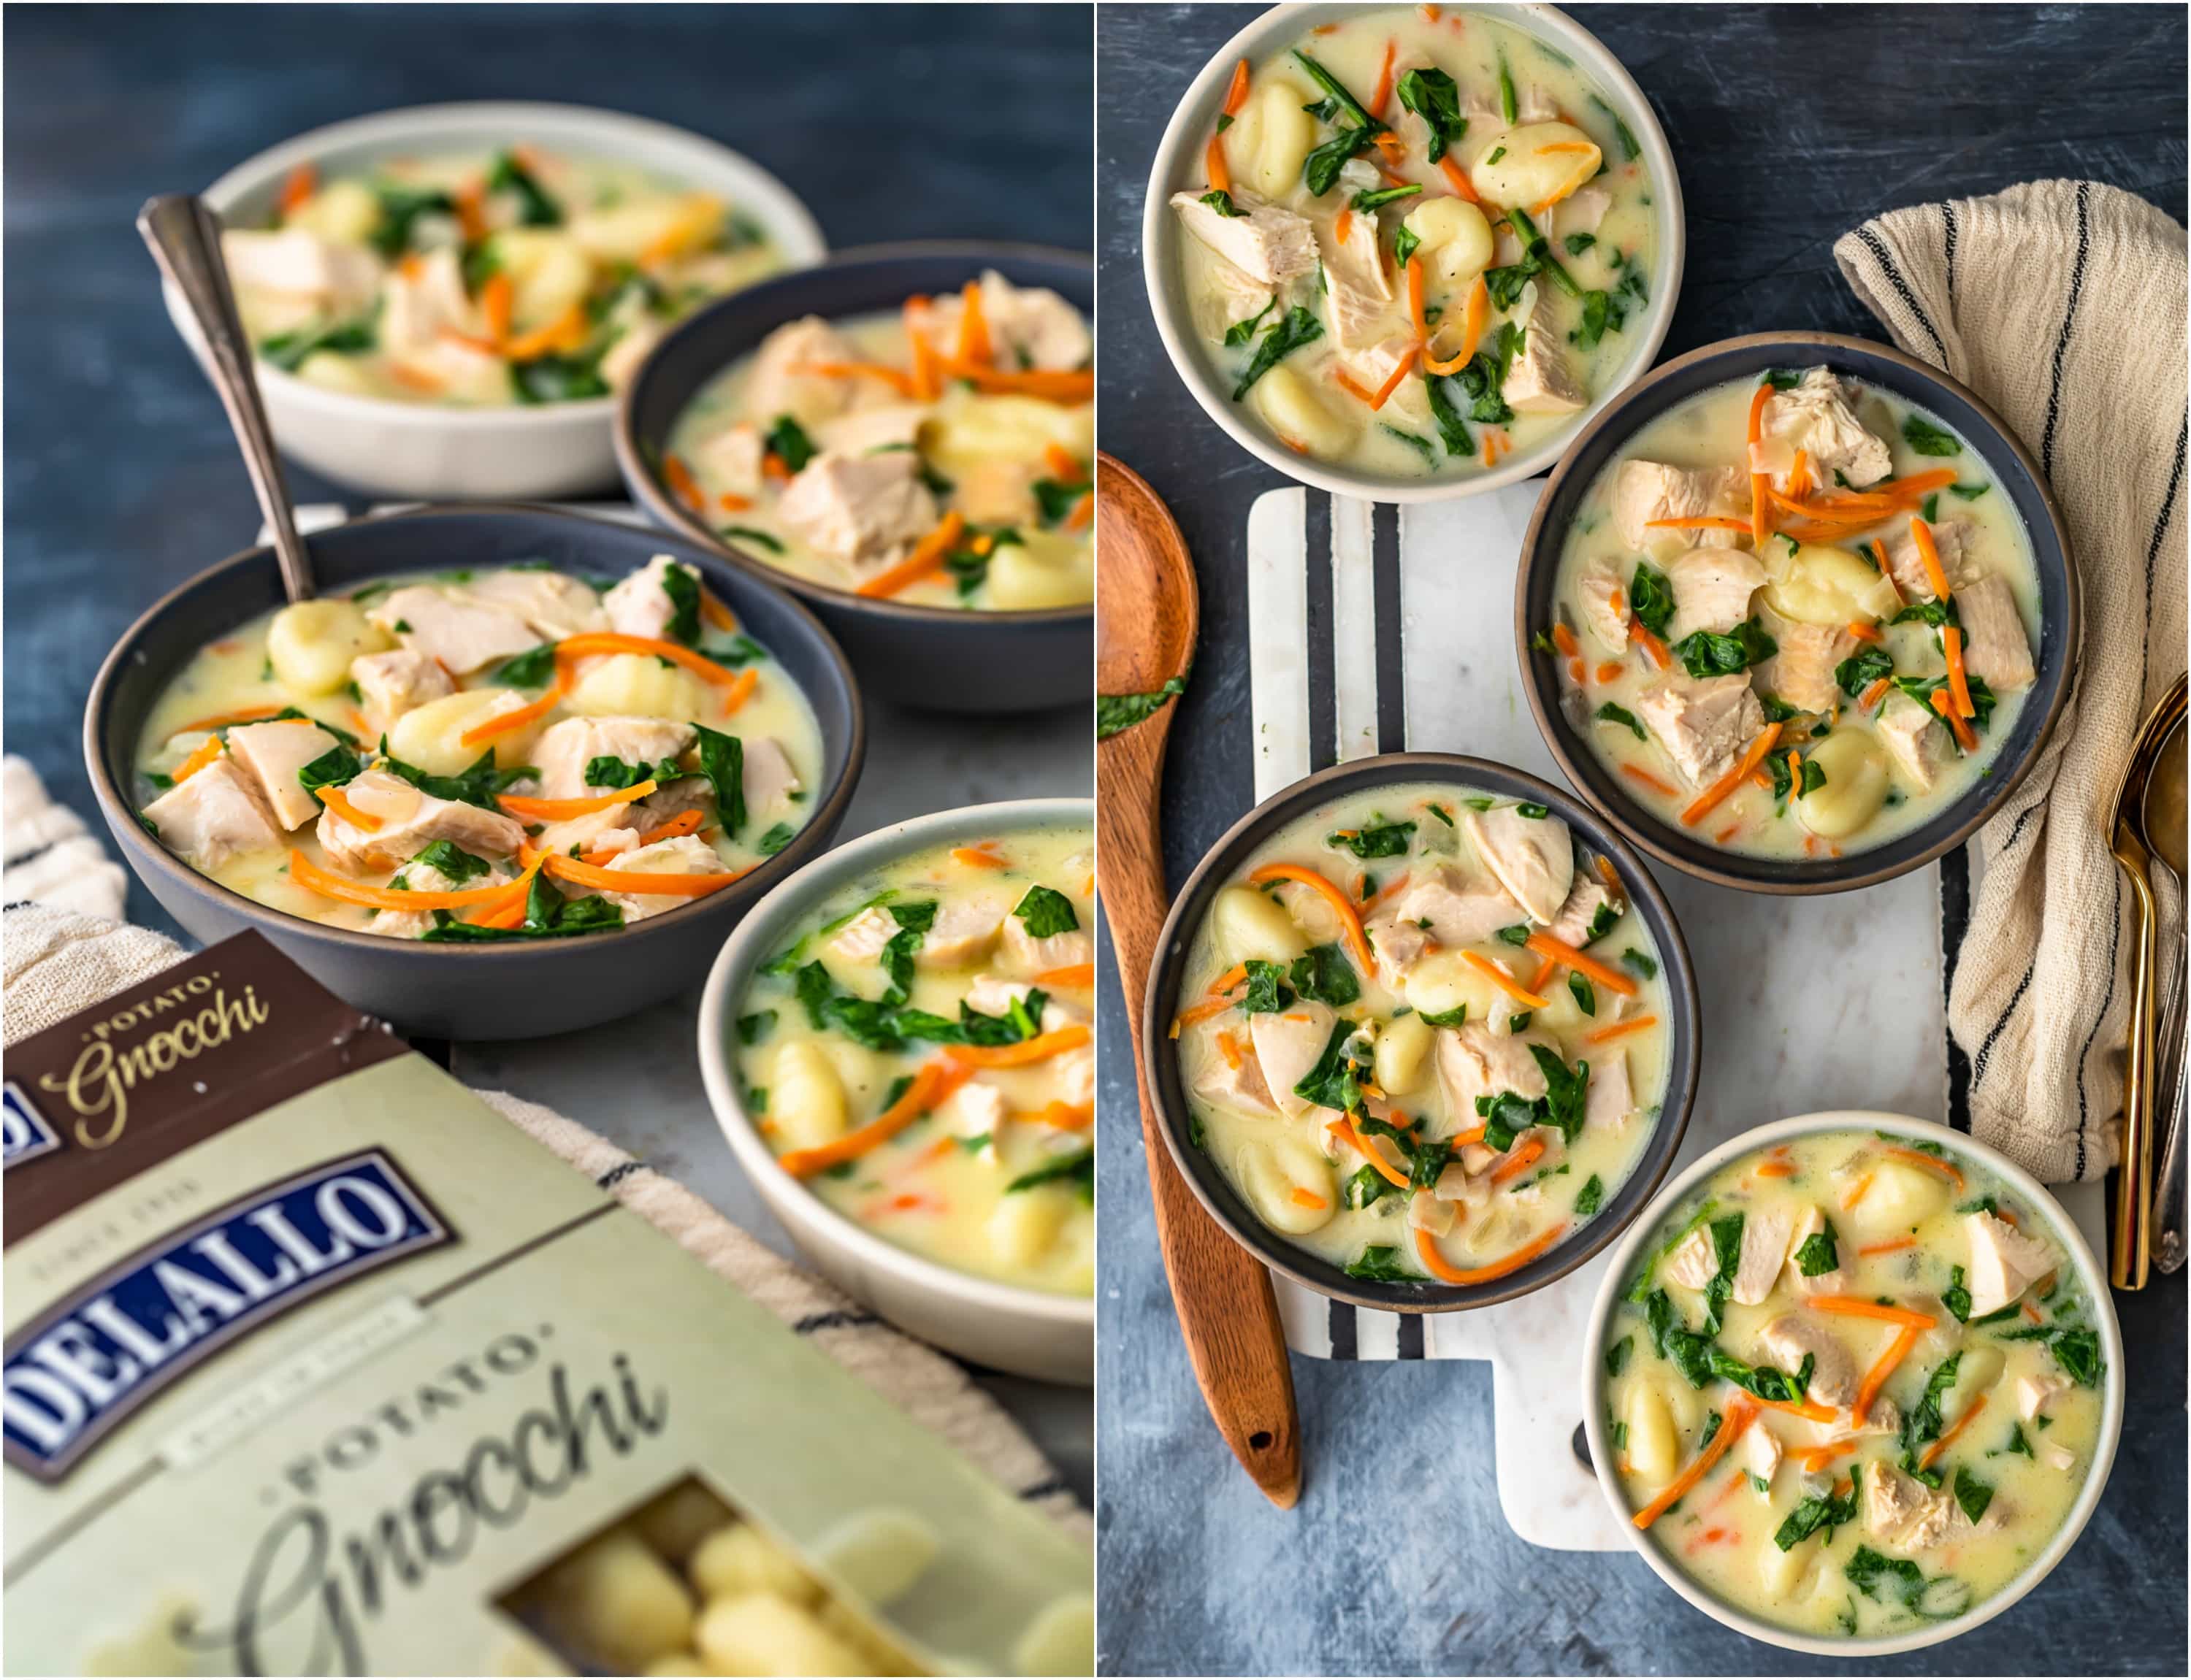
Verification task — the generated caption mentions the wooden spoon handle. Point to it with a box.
[1100,728,1301,1507]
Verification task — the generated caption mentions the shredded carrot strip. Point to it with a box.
[1870,537,1903,603]
[1290,1186,1330,1211]
[1859,1236,1917,1257]
[1912,517,1954,600]
[1918,1392,1989,1470]
[1247,864,1374,973]
[1042,442,1083,481]
[1591,661,1621,683]
[1066,490,1094,532]
[171,737,224,783]
[1583,1013,1657,1045]
[1680,723,1783,826]
[1786,448,1812,499]
[278,161,318,218]
[1335,1116,1414,1189]
[953,843,1009,869]
[1810,1297,1938,1329]
[931,358,1093,403]
[1747,383,1773,546]
[1756,1153,1797,1178]
[1930,688,1980,752]
[1619,764,1678,797]
[175,705,283,735]
[793,360,919,399]
[1628,619,1670,670]
[1841,1171,1875,1211]
[1800,1437,1859,1471]
[778,1060,973,1178]
[1332,367,1378,405]
[1033,962,1095,989]
[854,511,969,599]
[582,808,708,864]
[1523,932,1639,997]
[1847,621,1883,644]
[1369,39,1396,118]
[1645,515,1751,532]
[1943,625,1976,718]
[1491,1136,1546,1184]
[761,452,792,483]
[1550,622,1581,659]
[313,784,383,831]
[955,278,991,367]
[1425,270,1487,377]
[1755,1394,1838,1424]
[1214,1029,1243,1070]
[288,847,543,912]
[554,632,745,687]
[502,304,590,361]
[903,295,940,401]
[540,850,745,897]
[700,591,738,631]
[1368,348,1415,411]
[1334,206,1355,247]
[1854,1324,1920,1424]
[1859,675,1893,714]
[662,453,708,515]
[497,780,657,825]
[1461,951,1550,1010]
[716,492,753,515]
[478,271,515,346]
[1415,1221,1569,1288]
[464,891,532,932]
[1633,1396,1758,1528]
[1206,131,1231,194]
[946,1025,1091,1070]
[1222,56,1253,116]
[1882,1145,1967,1189]
[1436,154,1480,203]
[460,680,565,747]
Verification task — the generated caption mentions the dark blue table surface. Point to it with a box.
[1095,5,2187,1675]
[2,1,1093,932]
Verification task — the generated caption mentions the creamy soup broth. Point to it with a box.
[1604,1129,2103,1638]
[1175,782,1672,1285]
[738,826,1096,1294]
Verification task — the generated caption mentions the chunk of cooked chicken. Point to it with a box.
[1759,369,1892,491]
[1863,1458,1957,1551]
[1502,292,1586,415]
[223,228,381,318]
[366,586,538,676]
[1548,186,1611,238]
[462,569,608,641]
[141,756,281,870]
[815,402,928,459]
[1881,518,1976,600]
[695,422,767,497]
[1754,1312,1859,1407]
[776,450,938,575]
[1250,1003,1339,1118]
[1363,911,1431,984]
[1407,1187,1459,1238]
[1001,902,1092,975]
[1575,559,1630,653]
[933,1078,1009,1159]
[1754,605,1852,715]
[744,315,873,428]
[1634,672,1765,786]
[1613,460,1750,551]
[592,835,728,923]
[1433,1021,1550,1116]
[1735,1423,1782,1487]
[1169,189,1319,287]
[1953,574,2035,691]
[921,894,1013,969]
[965,973,1085,1029]
[1784,1203,1849,1296]
[2015,1368,2071,1422]
[600,555,703,643]
[1584,1049,1634,1132]
[1963,1211,2056,1318]
[922,270,1091,371]
[1875,691,1950,791]
[313,769,527,872]
[741,737,802,815]
[1732,1208,1793,1306]
[1320,206,1394,349]
[1194,1043,1277,1117]
[1662,1226,1718,1290]
[223,718,341,831]
[1334,336,1431,425]
[532,716,695,799]
[378,247,475,358]
[1547,875,1616,947]
[1463,805,1572,925]
[1664,546,1767,642]
[1193,256,1278,340]
[1385,863,1522,947]
[351,649,455,734]
[375,850,519,939]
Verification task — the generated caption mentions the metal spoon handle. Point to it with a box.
[137,193,315,604]
[2152,946,2188,1270]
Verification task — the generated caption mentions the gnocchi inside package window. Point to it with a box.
[1,933,1090,1676]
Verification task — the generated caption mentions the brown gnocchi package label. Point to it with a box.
[3,933,1090,1676]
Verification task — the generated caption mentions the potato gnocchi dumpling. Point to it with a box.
[224,146,787,407]
[667,280,1092,612]
[1603,1128,2106,1639]
[1545,364,2041,860]
[131,559,823,940]
[1176,779,1674,1284]
[736,823,1096,1295]
[1176,7,1660,479]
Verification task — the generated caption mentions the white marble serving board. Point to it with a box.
[1243,485,2101,1551]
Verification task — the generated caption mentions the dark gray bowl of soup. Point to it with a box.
[85,506,865,1040]
[1143,752,1699,1312]
[1516,332,2076,894]
[617,242,1093,716]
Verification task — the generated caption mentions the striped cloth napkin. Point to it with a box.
[1835,180,2187,1182]
[1,757,1085,1538]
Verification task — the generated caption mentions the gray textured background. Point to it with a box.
[1094,4,2187,1675]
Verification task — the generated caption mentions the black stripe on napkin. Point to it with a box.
[1374,502,1407,755]
[1854,226,1946,364]
[2074,870,2123,1178]
[793,1308,882,1334]
[1306,493,1337,773]
[2041,180,2092,481]
[1941,201,1959,304]
[596,1159,647,1190]
[2144,415,2188,693]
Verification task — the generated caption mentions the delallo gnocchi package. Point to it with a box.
[2,932,1090,1676]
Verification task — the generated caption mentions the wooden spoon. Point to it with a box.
[1096,453,1301,1508]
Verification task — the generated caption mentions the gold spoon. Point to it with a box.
[2108,671,2188,1289]
[1095,453,1303,1508]
[2140,687,2188,1270]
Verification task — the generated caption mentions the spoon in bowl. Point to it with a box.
[137,193,316,603]
[1096,453,1301,1508]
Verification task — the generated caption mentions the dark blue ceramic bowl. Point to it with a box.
[1143,753,1700,1313]
[1517,332,2079,893]
[85,506,865,1040]
[615,242,1093,716]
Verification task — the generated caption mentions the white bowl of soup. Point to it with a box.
[1521,333,2077,891]
[1143,2,1683,499]
[1586,1113,2122,1654]
[700,799,1095,1384]
[1147,753,1699,1307]
[169,102,825,499]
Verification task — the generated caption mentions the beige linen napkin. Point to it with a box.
[1835,180,2188,1182]
[1,761,1086,1540]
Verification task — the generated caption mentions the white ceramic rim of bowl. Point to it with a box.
[1580,1110,2126,1657]
[697,797,1096,1330]
[183,99,828,428]
[1141,1,1686,504]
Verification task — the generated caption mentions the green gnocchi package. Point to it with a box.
[1,932,1090,1676]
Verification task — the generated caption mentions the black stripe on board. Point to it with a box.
[2041,180,2092,481]
[1396,1312,1425,1359]
[1940,844,1973,1132]
[1304,492,1337,774]
[1374,502,1407,753]
[1327,1296,1358,1359]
